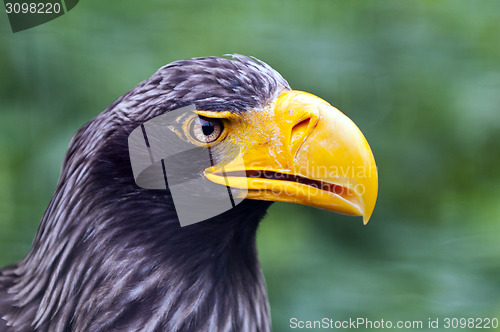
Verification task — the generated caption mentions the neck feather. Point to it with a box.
[2,121,272,332]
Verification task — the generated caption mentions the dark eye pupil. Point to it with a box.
[201,120,215,136]
[190,116,222,144]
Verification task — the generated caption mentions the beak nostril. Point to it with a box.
[291,118,311,143]
[290,116,317,158]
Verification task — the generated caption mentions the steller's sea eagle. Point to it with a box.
[0,55,378,332]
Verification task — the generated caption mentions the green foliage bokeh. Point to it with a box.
[1,1,499,331]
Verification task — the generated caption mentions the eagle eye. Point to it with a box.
[189,116,223,143]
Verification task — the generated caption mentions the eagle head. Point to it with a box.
[0,55,377,332]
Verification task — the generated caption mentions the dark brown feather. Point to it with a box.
[0,55,290,332]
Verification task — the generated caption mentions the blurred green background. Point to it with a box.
[1,1,500,331]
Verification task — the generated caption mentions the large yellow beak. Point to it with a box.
[205,90,378,224]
